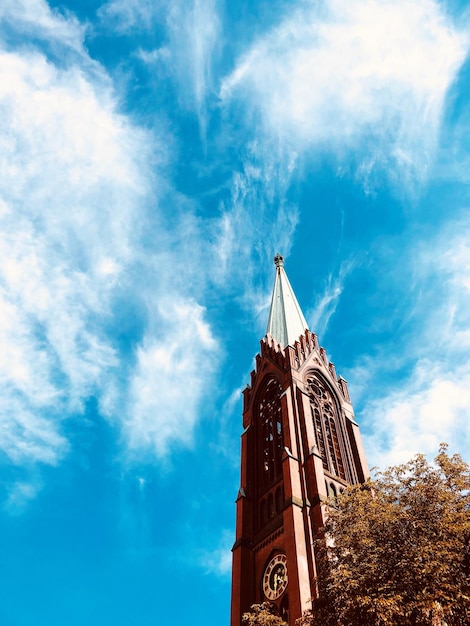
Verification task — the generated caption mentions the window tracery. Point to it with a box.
[307,375,346,480]
[257,378,284,494]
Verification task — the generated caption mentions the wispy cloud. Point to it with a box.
[100,0,221,139]
[209,0,469,335]
[363,366,470,469]
[3,0,468,513]
[221,0,468,190]
[307,260,357,340]
[209,141,299,330]
[354,218,470,467]
[0,45,143,469]
[199,528,233,576]
[3,478,44,515]
[0,5,221,496]
[97,0,157,32]
[166,0,220,139]
[124,297,217,458]
[0,0,87,53]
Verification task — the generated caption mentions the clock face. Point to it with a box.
[262,554,288,600]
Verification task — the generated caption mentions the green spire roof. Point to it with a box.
[266,254,309,347]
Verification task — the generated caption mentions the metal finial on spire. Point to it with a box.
[274,253,284,268]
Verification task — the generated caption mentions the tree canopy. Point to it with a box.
[301,445,470,626]
[242,603,287,626]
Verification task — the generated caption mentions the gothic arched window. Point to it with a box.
[268,493,275,519]
[275,486,284,513]
[260,500,267,526]
[257,378,284,494]
[307,375,346,480]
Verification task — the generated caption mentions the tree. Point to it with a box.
[299,445,470,626]
[242,603,287,626]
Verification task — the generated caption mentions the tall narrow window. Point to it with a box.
[275,486,284,513]
[257,379,284,494]
[307,375,346,480]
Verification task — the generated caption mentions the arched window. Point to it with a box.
[268,493,275,519]
[307,375,346,480]
[260,500,268,526]
[275,486,283,514]
[257,378,284,494]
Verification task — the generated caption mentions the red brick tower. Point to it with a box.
[230,254,369,626]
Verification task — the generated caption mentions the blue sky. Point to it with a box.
[1,0,470,624]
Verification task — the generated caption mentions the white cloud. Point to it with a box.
[363,366,470,469]
[199,529,233,576]
[0,0,87,53]
[210,142,299,321]
[102,1,298,317]
[165,0,220,138]
[0,398,68,466]
[125,298,217,457]
[355,219,470,468]
[3,479,44,515]
[407,223,470,358]
[100,0,220,138]
[221,0,468,188]
[136,46,171,65]
[307,260,357,340]
[97,0,157,32]
[211,0,468,330]
[0,46,146,470]
[0,17,220,480]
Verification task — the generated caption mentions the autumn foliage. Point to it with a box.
[300,445,470,626]
[242,603,287,626]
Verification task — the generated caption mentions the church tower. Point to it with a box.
[231,254,369,626]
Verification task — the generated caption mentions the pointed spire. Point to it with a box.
[266,253,309,347]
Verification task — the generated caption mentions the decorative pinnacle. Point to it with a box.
[274,253,284,268]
